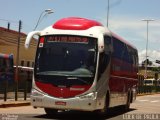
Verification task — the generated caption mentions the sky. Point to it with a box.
[1,0,160,64]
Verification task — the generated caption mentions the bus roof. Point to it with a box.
[144,78,155,80]
[52,17,103,30]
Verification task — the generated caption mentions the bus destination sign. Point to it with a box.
[47,36,88,43]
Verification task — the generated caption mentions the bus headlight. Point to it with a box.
[31,89,44,97]
[79,92,97,100]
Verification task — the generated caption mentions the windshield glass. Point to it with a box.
[35,35,98,85]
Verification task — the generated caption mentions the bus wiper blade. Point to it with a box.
[37,71,93,77]
[37,71,69,76]
[67,77,90,85]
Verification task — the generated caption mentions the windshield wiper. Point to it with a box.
[36,70,93,77]
[67,77,91,85]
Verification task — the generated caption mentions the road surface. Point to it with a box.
[0,94,160,120]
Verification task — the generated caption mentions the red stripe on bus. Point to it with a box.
[35,81,91,98]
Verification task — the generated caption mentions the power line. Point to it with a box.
[0,18,18,23]
[0,18,23,32]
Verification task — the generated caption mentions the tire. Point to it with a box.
[44,108,58,116]
[124,91,131,111]
[97,93,110,115]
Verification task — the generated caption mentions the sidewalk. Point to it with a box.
[137,92,160,96]
[0,98,30,108]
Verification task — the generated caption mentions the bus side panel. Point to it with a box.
[109,57,138,107]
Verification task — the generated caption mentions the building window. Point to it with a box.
[21,60,24,66]
[27,61,30,67]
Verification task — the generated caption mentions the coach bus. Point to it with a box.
[25,17,138,114]
[0,53,14,82]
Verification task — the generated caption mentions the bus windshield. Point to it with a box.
[35,35,98,85]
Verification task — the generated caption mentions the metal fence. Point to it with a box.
[0,69,32,101]
[138,85,160,94]
[1,70,160,102]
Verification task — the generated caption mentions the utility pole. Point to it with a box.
[107,0,110,27]
[15,20,22,101]
[141,19,154,78]
[7,22,10,30]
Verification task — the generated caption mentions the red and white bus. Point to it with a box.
[25,17,138,114]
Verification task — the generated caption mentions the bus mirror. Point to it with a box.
[25,31,41,49]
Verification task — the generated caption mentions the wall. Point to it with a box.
[0,27,37,67]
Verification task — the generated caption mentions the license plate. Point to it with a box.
[55,101,66,106]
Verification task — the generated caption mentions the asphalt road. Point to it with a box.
[0,94,160,120]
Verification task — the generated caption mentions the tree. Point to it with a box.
[142,59,152,66]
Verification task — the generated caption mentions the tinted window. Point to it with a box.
[112,37,138,72]
[34,35,98,86]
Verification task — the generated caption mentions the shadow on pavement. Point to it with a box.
[33,107,136,120]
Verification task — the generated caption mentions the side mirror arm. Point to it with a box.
[25,31,41,49]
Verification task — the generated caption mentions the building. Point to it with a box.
[0,27,37,67]
[139,64,160,79]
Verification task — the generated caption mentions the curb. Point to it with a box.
[137,92,160,96]
[0,101,31,108]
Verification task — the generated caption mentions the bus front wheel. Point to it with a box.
[44,108,58,115]
[97,93,110,115]
[124,91,131,111]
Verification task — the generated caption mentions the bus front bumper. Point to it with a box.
[30,89,101,111]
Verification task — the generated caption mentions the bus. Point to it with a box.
[0,53,14,82]
[144,78,160,86]
[144,78,155,86]
[25,17,138,114]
